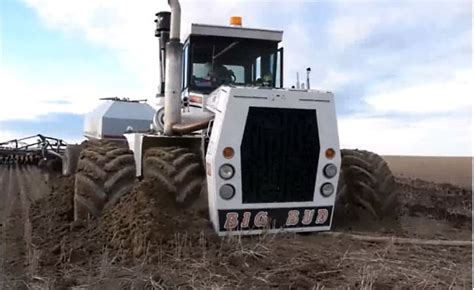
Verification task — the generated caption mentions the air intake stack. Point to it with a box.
[154,11,171,96]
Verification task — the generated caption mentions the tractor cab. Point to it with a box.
[182,22,284,94]
[154,12,284,97]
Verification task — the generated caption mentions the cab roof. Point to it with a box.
[189,23,283,42]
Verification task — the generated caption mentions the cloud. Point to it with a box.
[327,0,470,50]
[327,16,379,49]
[339,70,472,156]
[0,130,21,143]
[365,70,472,114]
[339,114,472,156]
[0,67,142,121]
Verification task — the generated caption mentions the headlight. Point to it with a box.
[323,164,338,178]
[219,164,235,180]
[321,183,334,197]
[219,184,235,200]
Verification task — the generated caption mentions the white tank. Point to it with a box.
[84,100,155,140]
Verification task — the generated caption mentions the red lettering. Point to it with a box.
[302,209,315,225]
[254,211,268,228]
[224,212,239,230]
[285,210,300,226]
[241,211,251,228]
[315,209,329,224]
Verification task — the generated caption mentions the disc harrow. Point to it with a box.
[0,134,67,168]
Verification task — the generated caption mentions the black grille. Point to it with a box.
[240,107,320,203]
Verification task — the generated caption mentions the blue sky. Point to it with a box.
[0,0,472,156]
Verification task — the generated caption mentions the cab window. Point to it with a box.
[188,36,282,93]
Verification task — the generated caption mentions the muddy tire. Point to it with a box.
[62,144,82,176]
[336,149,398,220]
[143,147,205,207]
[74,140,136,220]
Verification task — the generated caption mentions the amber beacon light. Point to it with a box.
[230,16,242,26]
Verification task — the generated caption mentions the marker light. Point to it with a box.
[230,16,242,26]
[223,147,235,159]
[325,148,336,159]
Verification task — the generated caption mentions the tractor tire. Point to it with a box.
[74,140,136,220]
[143,147,205,207]
[336,149,398,220]
[62,144,82,176]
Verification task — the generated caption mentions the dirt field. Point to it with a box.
[0,156,472,289]
[384,156,472,189]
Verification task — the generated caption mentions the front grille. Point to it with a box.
[240,107,320,203]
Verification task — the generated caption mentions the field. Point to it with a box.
[0,156,472,289]
[384,156,472,189]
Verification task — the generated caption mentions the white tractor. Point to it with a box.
[68,0,398,236]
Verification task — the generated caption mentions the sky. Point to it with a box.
[0,0,472,156]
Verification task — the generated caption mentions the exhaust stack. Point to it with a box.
[164,0,183,135]
[169,0,181,40]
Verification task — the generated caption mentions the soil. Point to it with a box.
[384,156,472,189]
[0,157,472,289]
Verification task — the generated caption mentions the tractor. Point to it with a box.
[66,0,398,236]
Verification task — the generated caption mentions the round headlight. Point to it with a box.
[219,184,235,200]
[321,183,334,197]
[323,164,338,178]
[219,164,235,180]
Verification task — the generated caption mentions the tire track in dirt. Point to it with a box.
[0,167,10,286]
[0,165,49,289]
[1,166,24,288]
[29,167,50,201]
[0,166,10,221]
[18,166,37,284]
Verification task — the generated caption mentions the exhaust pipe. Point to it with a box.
[169,0,181,41]
[163,0,183,135]
[172,117,213,134]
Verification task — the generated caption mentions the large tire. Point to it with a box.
[336,149,398,220]
[62,144,81,176]
[143,147,205,207]
[74,140,136,220]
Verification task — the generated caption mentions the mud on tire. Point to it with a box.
[74,140,136,220]
[143,147,205,206]
[336,149,399,220]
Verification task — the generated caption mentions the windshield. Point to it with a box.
[187,36,281,93]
